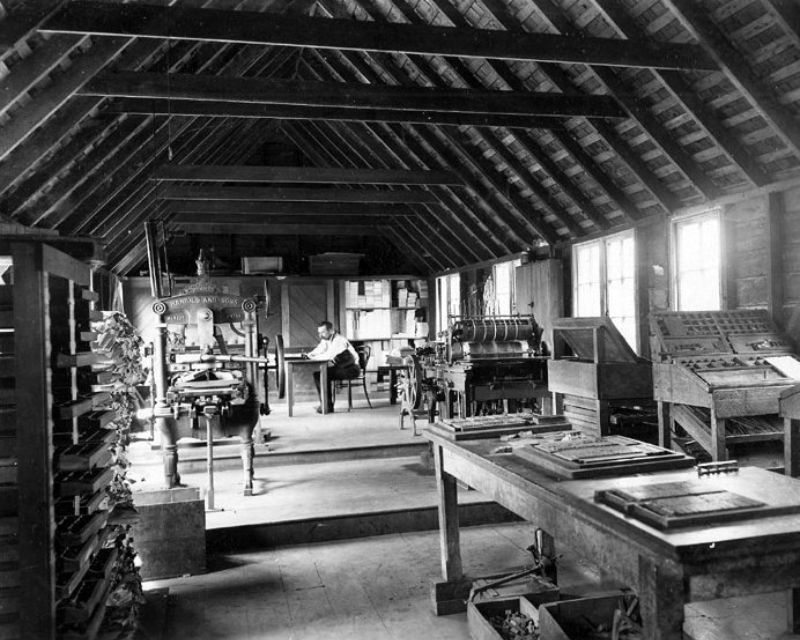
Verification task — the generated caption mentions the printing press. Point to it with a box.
[149,257,282,495]
[421,315,550,419]
[651,309,800,462]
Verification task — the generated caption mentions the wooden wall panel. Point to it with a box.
[782,185,800,340]
[515,258,563,349]
[726,197,768,310]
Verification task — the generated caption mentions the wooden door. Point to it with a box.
[280,280,335,348]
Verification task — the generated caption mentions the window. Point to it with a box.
[436,272,461,332]
[572,230,637,350]
[491,258,521,316]
[672,210,721,311]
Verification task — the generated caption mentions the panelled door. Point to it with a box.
[280,280,335,348]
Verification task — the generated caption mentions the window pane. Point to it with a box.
[675,212,721,311]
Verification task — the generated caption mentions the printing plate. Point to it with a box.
[513,432,695,478]
[430,413,570,441]
[595,479,800,529]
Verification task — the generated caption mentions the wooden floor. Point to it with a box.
[131,397,800,639]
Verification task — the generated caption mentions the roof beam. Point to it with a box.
[82,71,626,119]
[662,0,800,160]
[108,97,568,129]
[0,36,132,161]
[532,0,721,201]
[289,118,469,267]
[0,0,70,55]
[304,43,554,246]
[153,165,462,186]
[593,0,772,188]
[281,122,444,271]
[455,0,679,212]
[41,1,717,70]
[165,201,415,216]
[159,185,439,204]
[171,220,390,236]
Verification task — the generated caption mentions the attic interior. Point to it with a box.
[4,0,800,639]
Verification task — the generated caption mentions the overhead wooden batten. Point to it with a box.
[159,186,439,204]
[40,1,718,70]
[82,72,627,119]
[108,98,566,129]
[170,221,392,236]
[153,165,463,186]
[165,201,417,216]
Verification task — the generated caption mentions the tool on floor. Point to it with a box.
[469,534,559,602]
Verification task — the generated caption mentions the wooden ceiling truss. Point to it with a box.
[0,0,797,276]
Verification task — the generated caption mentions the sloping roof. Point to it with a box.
[1,0,799,275]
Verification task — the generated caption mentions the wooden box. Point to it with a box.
[467,596,542,640]
[538,592,630,640]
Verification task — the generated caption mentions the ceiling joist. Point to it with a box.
[82,71,627,119]
[153,165,463,186]
[107,97,567,129]
[159,185,439,204]
[41,1,718,70]
[165,201,416,216]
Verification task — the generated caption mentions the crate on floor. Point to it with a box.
[538,591,640,640]
[467,574,559,640]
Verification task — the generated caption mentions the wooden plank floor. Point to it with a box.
[132,399,800,639]
[140,522,800,640]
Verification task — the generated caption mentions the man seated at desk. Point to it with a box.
[305,320,361,413]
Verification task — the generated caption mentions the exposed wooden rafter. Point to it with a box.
[153,165,462,186]
[159,185,439,204]
[41,1,718,69]
[107,97,567,129]
[83,71,626,119]
[663,0,800,160]
[165,201,416,216]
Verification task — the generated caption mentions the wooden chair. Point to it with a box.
[339,345,373,411]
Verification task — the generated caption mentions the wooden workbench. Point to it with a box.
[425,430,800,639]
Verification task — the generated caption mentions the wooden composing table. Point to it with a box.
[426,430,800,639]
[548,316,653,438]
[285,358,328,416]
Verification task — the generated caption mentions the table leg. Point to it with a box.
[287,363,294,417]
[431,443,470,615]
[320,365,329,414]
[785,418,800,478]
[710,409,727,461]
[638,555,685,640]
[657,401,671,449]
[788,587,800,633]
[389,368,398,405]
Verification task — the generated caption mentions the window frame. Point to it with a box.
[670,208,723,312]
[571,228,639,352]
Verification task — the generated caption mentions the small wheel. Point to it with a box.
[275,334,286,399]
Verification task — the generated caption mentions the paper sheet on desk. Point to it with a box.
[765,356,800,380]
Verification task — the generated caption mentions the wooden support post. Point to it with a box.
[767,191,786,327]
[657,401,671,449]
[596,399,611,436]
[788,587,800,633]
[786,417,800,478]
[638,555,685,640]
[710,408,727,461]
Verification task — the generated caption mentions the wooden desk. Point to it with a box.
[426,431,800,639]
[285,359,328,417]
